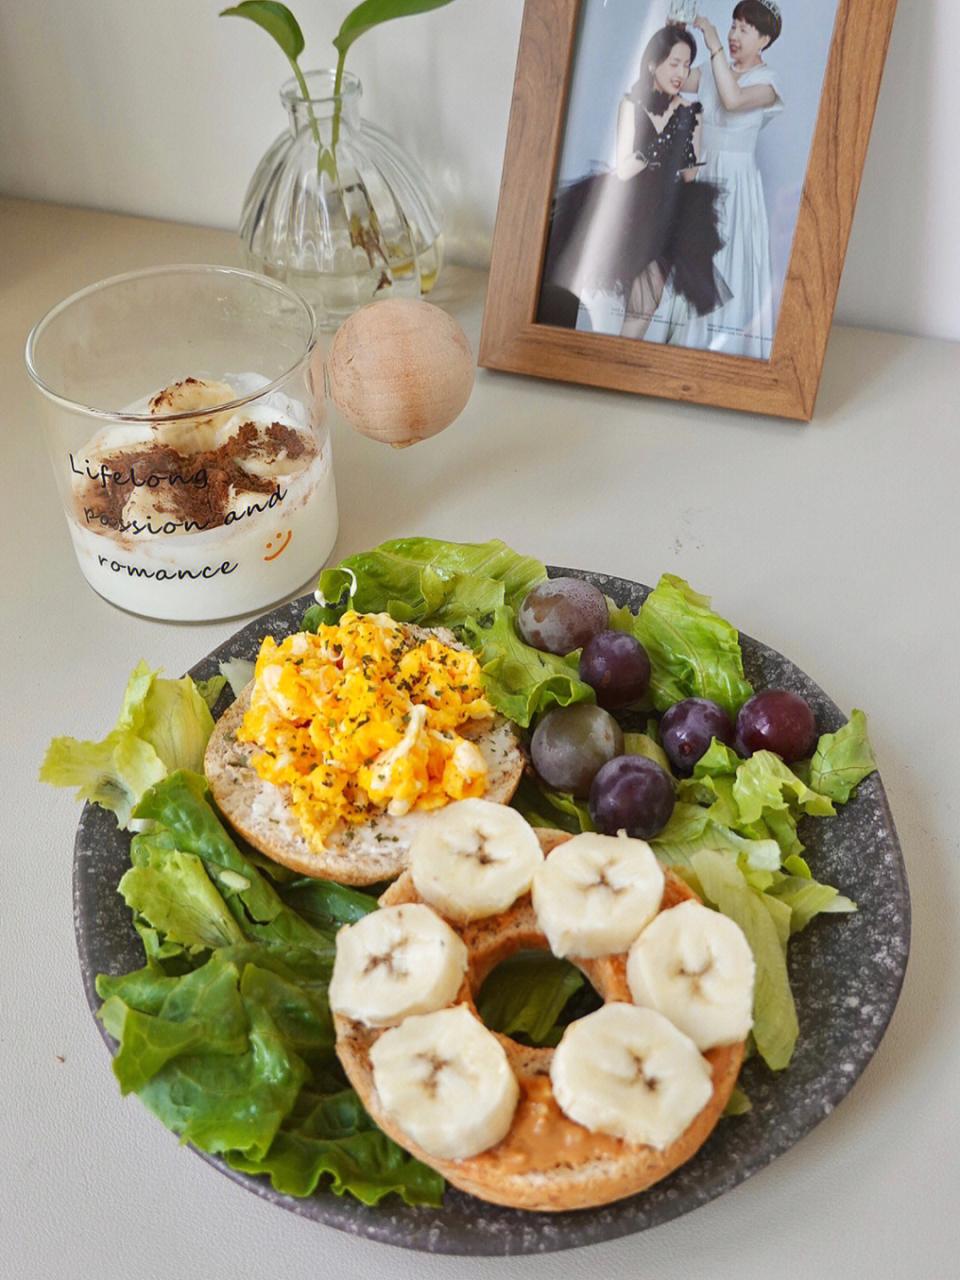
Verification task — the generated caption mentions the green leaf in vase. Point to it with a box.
[220,1,305,60]
[333,0,457,58]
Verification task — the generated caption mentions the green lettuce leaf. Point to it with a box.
[39,729,166,829]
[808,710,877,804]
[690,849,799,1071]
[226,1088,444,1206]
[119,661,215,775]
[651,802,782,872]
[40,661,216,827]
[611,576,753,719]
[303,537,547,630]
[194,675,228,709]
[723,1084,752,1116]
[278,878,378,931]
[302,567,357,631]
[623,732,673,776]
[478,951,585,1047]
[133,772,334,954]
[733,751,836,832]
[98,946,439,1205]
[140,988,308,1160]
[463,606,594,727]
[765,873,857,934]
[119,839,246,954]
[510,775,594,834]
[693,738,742,778]
[99,953,250,1094]
[218,657,256,699]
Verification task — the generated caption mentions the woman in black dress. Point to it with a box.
[539,25,728,339]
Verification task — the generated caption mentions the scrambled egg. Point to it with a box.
[238,611,493,848]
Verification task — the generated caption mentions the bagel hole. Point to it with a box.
[476,950,604,1048]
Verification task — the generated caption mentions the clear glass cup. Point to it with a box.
[25,264,338,622]
[240,70,444,329]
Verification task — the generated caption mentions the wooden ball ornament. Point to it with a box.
[317,298,475,448]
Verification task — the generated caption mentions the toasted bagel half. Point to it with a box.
[333,830,745,1211]
[204,677,525,886]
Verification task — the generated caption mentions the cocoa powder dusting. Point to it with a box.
[76,419,316,535]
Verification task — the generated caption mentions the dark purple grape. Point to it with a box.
[530,704,625,797]
[589,756,675,839]
[735,689,817,762]
[579,631,651,709]
[518,578,609,656]
[660,697,735,775]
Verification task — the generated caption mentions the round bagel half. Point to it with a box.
[204,684,525,886]
[333,830,745,1211]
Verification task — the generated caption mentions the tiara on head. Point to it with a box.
[757,0,782,20]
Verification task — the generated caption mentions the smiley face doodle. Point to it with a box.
[263,530,293,561]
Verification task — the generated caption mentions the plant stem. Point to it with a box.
[331,49,347,154]
[287,56,322,150]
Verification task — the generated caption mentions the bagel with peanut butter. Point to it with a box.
[332,825,749,1212]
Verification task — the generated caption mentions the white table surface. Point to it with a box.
[2,197,957,1280]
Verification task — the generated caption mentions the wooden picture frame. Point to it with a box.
[479,0,899,420]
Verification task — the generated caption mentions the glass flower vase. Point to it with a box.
[240,70,444,329]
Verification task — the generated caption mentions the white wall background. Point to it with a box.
[0,0,956,343]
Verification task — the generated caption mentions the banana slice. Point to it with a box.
[329,903,468,1027]
[531,831,664,958]
[148,377,237,453]
[626,900,755,1050]
[213,409,315,481]
[121,483,182,536]
[370,1005,520,1159]
[408,798,544,922]
[550,1003,712,1149]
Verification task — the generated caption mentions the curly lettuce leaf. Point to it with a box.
[652,801,782,872]
[39,729,166,829]
[733,751,836,825]
[40,662,216,827]
[808,710,877,804]
[690,849,799,1071]
[478,951,585,1047]
[610,576,753,719]
[463,606,594,727]
[119,661,215,775]
[303,537,547,630]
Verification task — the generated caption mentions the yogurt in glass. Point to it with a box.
[26,266,338,621]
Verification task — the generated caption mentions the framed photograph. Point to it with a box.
[479,0,899,420]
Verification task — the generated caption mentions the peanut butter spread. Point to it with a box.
[494,1072,626,1172]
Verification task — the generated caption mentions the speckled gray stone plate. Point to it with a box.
[74,568,910,1256]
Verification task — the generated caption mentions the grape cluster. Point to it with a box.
[517,579,818,841]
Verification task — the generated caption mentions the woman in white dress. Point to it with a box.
[649,2,784,358]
